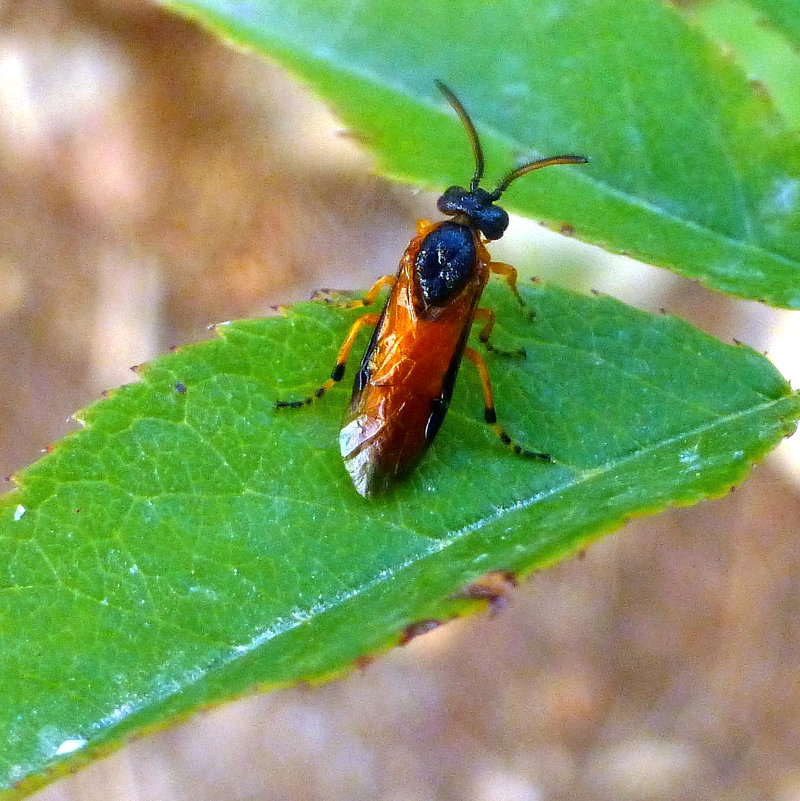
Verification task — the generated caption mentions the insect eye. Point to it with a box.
[476,204,509,240]
[437,186,470,216]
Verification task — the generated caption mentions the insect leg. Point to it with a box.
[464,346,550,461]
[489,261,524,306]
[276,313,380,408]
[312,275,394,309]
[473,307,525,357]
[343,274,395,309]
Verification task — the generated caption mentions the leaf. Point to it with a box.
[162,0,800,307]
[2,283,798,798]
[684,0,800,129]
[747,0,800,43]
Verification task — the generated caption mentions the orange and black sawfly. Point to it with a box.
[277,82,587,497]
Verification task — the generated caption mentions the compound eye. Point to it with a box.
[478,204,509,240]
[437,186,469,216]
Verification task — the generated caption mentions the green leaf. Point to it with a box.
[161,0,800,307]
[2,283,798,797]
[747,0,800,43]
[684,0,800,128]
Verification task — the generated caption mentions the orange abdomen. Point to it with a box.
[340,225,489,496]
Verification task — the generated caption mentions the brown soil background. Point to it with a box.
[2,3,799,800]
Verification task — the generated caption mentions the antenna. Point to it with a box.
[435,81,588,199]
[435,80,485,191]
[490,154,588,200]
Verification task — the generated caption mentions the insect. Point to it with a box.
[277,82,587,496]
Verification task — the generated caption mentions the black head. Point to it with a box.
[434,80,587,241]
[437,185,509,240]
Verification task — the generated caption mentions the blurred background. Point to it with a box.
[2,2,799,800]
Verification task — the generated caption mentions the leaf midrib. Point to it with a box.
[44,391,790,749]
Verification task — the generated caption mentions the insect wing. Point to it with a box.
[340,231,488,496]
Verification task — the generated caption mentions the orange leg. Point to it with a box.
[343,274,395,309]
[311,274,395,309]
[473,307,525,357]
[276,313,380,408]
[489,261,524,306]
[416,219,437,237]
[464,346,550,461]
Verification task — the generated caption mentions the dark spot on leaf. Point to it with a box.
[453,570,518,614]
[399,619,442,645]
